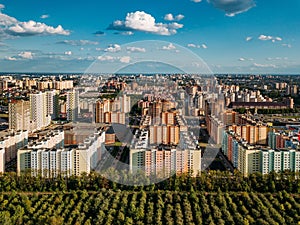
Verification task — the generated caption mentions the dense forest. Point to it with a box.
[0,171,299,224]
[0,189,299,224]
[0,170,299,193]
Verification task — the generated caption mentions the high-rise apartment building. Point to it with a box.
[17,129,105,177]
[45,90,59,120]
[0,148,5,173]
[222,130,300,176]
[0,130,28,172]
[30,92,51,131]
[9,100,31,131]
[54,80,74,90]
[228,124,268,145]
[130,147,201,177]
[66,89,79,121]
[119,94,131,113]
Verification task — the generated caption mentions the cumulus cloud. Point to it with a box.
[258,35,282,42]
[40,14,49,19]
[246,37,253,41]
[0,13,18,26]
[164,13,184,21]
[107,11,183,35]
[64,51,72,55]
[18,51,33,59]
[164,13,174,21]
[175,14,185,21]
[7,20,69,36]
[201,44,208,49]
[191,0,202,2]
[126,46,146,53]
[119,56,131,63]
[0,9,69,37]
[57,40,99,46]
[208,0,256,17]
[188,43,200,48]
[162,43,176,50]
[105,44,121,52]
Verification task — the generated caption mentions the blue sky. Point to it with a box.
[0,0,299,74]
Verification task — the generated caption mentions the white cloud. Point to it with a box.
[246,37,253,41]
[239,57,254,61]
[164,14,174,21]
[108,11,183,35]
[253,63,277,68]
[64,51,72,55]
[18,51,33,59]
[0,10,69,37]
[164,13,184,21]
[96,55,131,63]
[258,35,272,41]
[266,57,288,61]
[175,14,185,21]
[121,31,134,35]
[275,37,282,41]
[57,40,99,46]
[258,35,282,42]
[168,22,184,29]
[162,43,176,50]
[0,4,5,10]
[0,13,18,26]
[188,43,200,48]
[126,46,146,53]
[97,55,115,61]
[191,0,202,2]
[208,0,256,17]
[119,56,131,63]
[7,20,70,36]
[5,56,17,61]
[105,44,121,52]
[187,43,207,49]
[40,14,49,19]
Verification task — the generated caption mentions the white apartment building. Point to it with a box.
[66,89,79,121]
[17,129,105,177]
[0,130,28,171]
[0,148,5,173]
[45,90,59,120]
[27,129,64,150]
[9,100,31,132]
[30,92,51,131]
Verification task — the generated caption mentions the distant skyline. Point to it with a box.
[0,0,299,74]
